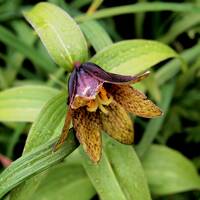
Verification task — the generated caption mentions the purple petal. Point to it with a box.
[82,62,150,84]
[68,66,103,107]
[68,68,77,105]
[76,68,103,98]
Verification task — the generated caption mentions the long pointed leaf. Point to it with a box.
[90,40,178,75]
[81,136,151,200]
[24,2,88,71]
[0,132,78,199]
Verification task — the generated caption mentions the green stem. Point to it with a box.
[76,2,200,22]
[87,0,104,14]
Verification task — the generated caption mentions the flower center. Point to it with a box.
[86,86,113,114]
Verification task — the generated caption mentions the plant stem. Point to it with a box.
[76,2,200,22]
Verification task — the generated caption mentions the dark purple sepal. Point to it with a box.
[82,62,149,84]
[68,68,77,106]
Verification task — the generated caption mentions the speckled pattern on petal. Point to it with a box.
[100,100,134,144]
[110,85,163,118]
[72,107,102,162]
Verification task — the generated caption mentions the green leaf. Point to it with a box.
[24,2,88,71]
[80,20,113,52]
[90,40,178,75]
[80,148,127,200]
[31,164,95,200]
[81,136,151,200]
[0,86,59,122]
[0,132,78,199]
[9,92,67,200]
[104,137,151,200]
[143,145,200,195]
[24,92,66,153]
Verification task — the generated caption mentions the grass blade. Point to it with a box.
[155,43,200,85]
[76,2,200,22]
[136,82,175,157]
[0,25,56,73]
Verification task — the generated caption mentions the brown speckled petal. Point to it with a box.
[100,100,134,144]
[53,108,72,152]
[72,108,101,163]
[110,85,163,118]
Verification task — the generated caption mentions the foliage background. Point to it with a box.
[0,0,200,199]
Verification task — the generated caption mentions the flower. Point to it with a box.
[54,62,162,162]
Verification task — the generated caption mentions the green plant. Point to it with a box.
[0,1,200,200]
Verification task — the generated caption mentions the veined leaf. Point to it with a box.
[143,145,200,195]
[10,92,67,200]
[0,86,59,122]
[31,164,95,200]
[0,132,78,199]
[104,137,151,200]
[24,2,88,71]
[90,40,178,75]
[24,92,66,153]
[80,148,127,200]
[81,136,151,200]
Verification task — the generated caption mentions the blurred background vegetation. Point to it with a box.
[0,0,200,199]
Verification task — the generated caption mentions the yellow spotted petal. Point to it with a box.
[110,85,163,118]
[100,100,134,144]
[72,107,101,163]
